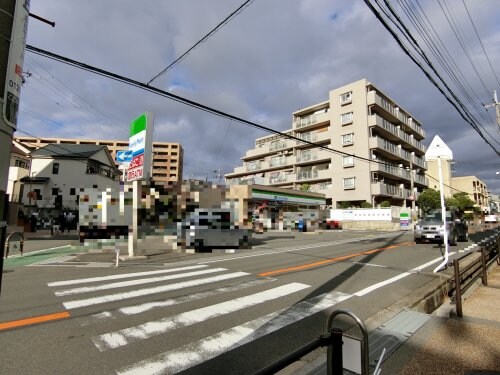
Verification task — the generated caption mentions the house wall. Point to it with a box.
[22,158,119,212]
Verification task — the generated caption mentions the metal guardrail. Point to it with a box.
[253,309,370,375]
[448,234,499,317]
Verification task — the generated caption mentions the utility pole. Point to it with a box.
[484,90,500,126]
[0,0,30,295]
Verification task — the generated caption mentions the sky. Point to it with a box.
[17,0,500,195]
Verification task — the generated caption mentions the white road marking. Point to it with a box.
[115,291,352,375]
[80,278,275,326]
[92,282,311,351]
[55,268,226,296]
[354,253,456,297]
[195,233,401,265]
[63,271,250,309]
[48,264,208,287]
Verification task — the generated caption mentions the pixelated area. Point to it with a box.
[79,181,251,253]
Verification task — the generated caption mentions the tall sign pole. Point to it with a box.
[126,112,153,257]
[0,0,30,296]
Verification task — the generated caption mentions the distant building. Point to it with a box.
[226,78,428,208]
[425,135,489,213]
[14,136,183,184]
[7,140,31,203]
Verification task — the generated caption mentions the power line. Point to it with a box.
[26,44,436,195]
[147,0,255,86]
[461,0,500,90]
[364,0,500,156]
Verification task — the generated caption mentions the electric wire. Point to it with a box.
[24,44,471,195]
[147,0,255,86]
[364,0,500,156]
[461,0,500,90]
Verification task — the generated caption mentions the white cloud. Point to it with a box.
[16,0,500,195]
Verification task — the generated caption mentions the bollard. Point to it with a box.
[327,328,343,375]
[481,248,488,286]
[453,259,463,318]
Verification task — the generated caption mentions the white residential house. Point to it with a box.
[7,140,31,203]
[20,143,121,215]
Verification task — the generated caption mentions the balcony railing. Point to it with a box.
[294,111,329,130]
[297,170,318,181]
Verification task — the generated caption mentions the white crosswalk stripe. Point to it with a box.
[48,265,351,375]
[116,291,351,375]
[54,267,227,296]
[48,264,208,287]
[92,282,311,351]
[79,278,274,326]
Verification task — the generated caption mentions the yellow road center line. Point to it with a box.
[257,242,412,277]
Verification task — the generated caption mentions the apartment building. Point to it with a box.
[225,78,428,208]
[14,136,183,184]
[451,176,489,213]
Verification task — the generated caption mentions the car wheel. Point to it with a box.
[414,238,422,244]
[449,233,457,246]
[194,239,204,252]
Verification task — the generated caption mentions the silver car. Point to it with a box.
[179,209,251,251]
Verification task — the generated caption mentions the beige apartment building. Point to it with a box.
[225,78,428,208]
[450,176,489,213]
[14,136,183,184]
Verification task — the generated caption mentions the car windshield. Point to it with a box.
[423,212,452,221]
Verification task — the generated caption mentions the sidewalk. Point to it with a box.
[383,263,500,374]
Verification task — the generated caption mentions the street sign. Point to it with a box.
[2,0,30,130]
[116,150,133,163]
[127,112,153,182]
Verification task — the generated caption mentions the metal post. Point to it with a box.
[327,327,343,375]
[453,259,463,317]
[481,247,488,286]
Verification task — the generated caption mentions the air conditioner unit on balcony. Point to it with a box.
[277,151,283,155]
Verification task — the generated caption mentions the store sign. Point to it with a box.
[127,112,153,182]
[2,0,30,129]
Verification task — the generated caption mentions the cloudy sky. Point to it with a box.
[17,0,500,194]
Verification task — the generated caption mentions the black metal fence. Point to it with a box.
[448,233,499,317]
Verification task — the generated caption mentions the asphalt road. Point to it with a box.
[0,229,490,375]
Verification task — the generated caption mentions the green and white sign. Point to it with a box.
[127,112,153,181]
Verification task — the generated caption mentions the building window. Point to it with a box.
[340,112,353,125]
[52,188,59,196]
[340,91,352,105]
[342,156,354,167]
[15,159,29,169]
[343,177,355,190]
[34,189,42,200]
[341,133,354,146]
[70,188,76,195]
[52,163,60,174]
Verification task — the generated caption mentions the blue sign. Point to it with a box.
[116,150,133,163]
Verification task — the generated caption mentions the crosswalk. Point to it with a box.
[48,264,352,374]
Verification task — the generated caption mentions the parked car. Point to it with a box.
[414,210,468,245]
[178,209,251,251]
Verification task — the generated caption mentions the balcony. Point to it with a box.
[369,137,402,159]
[413,155,427,169]
[269,174,292,184]
[296,150,332,164]
[293,111,330,131]
[367,91,400,124]
[295,130,330,147]
[368,114,400,141]
[371,182,404,198]
[414,174,428,186]
[296,168,331,182]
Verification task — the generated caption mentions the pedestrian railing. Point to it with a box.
[448,234,499,317]
[3,232,24,258]
[253,309,372,375]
